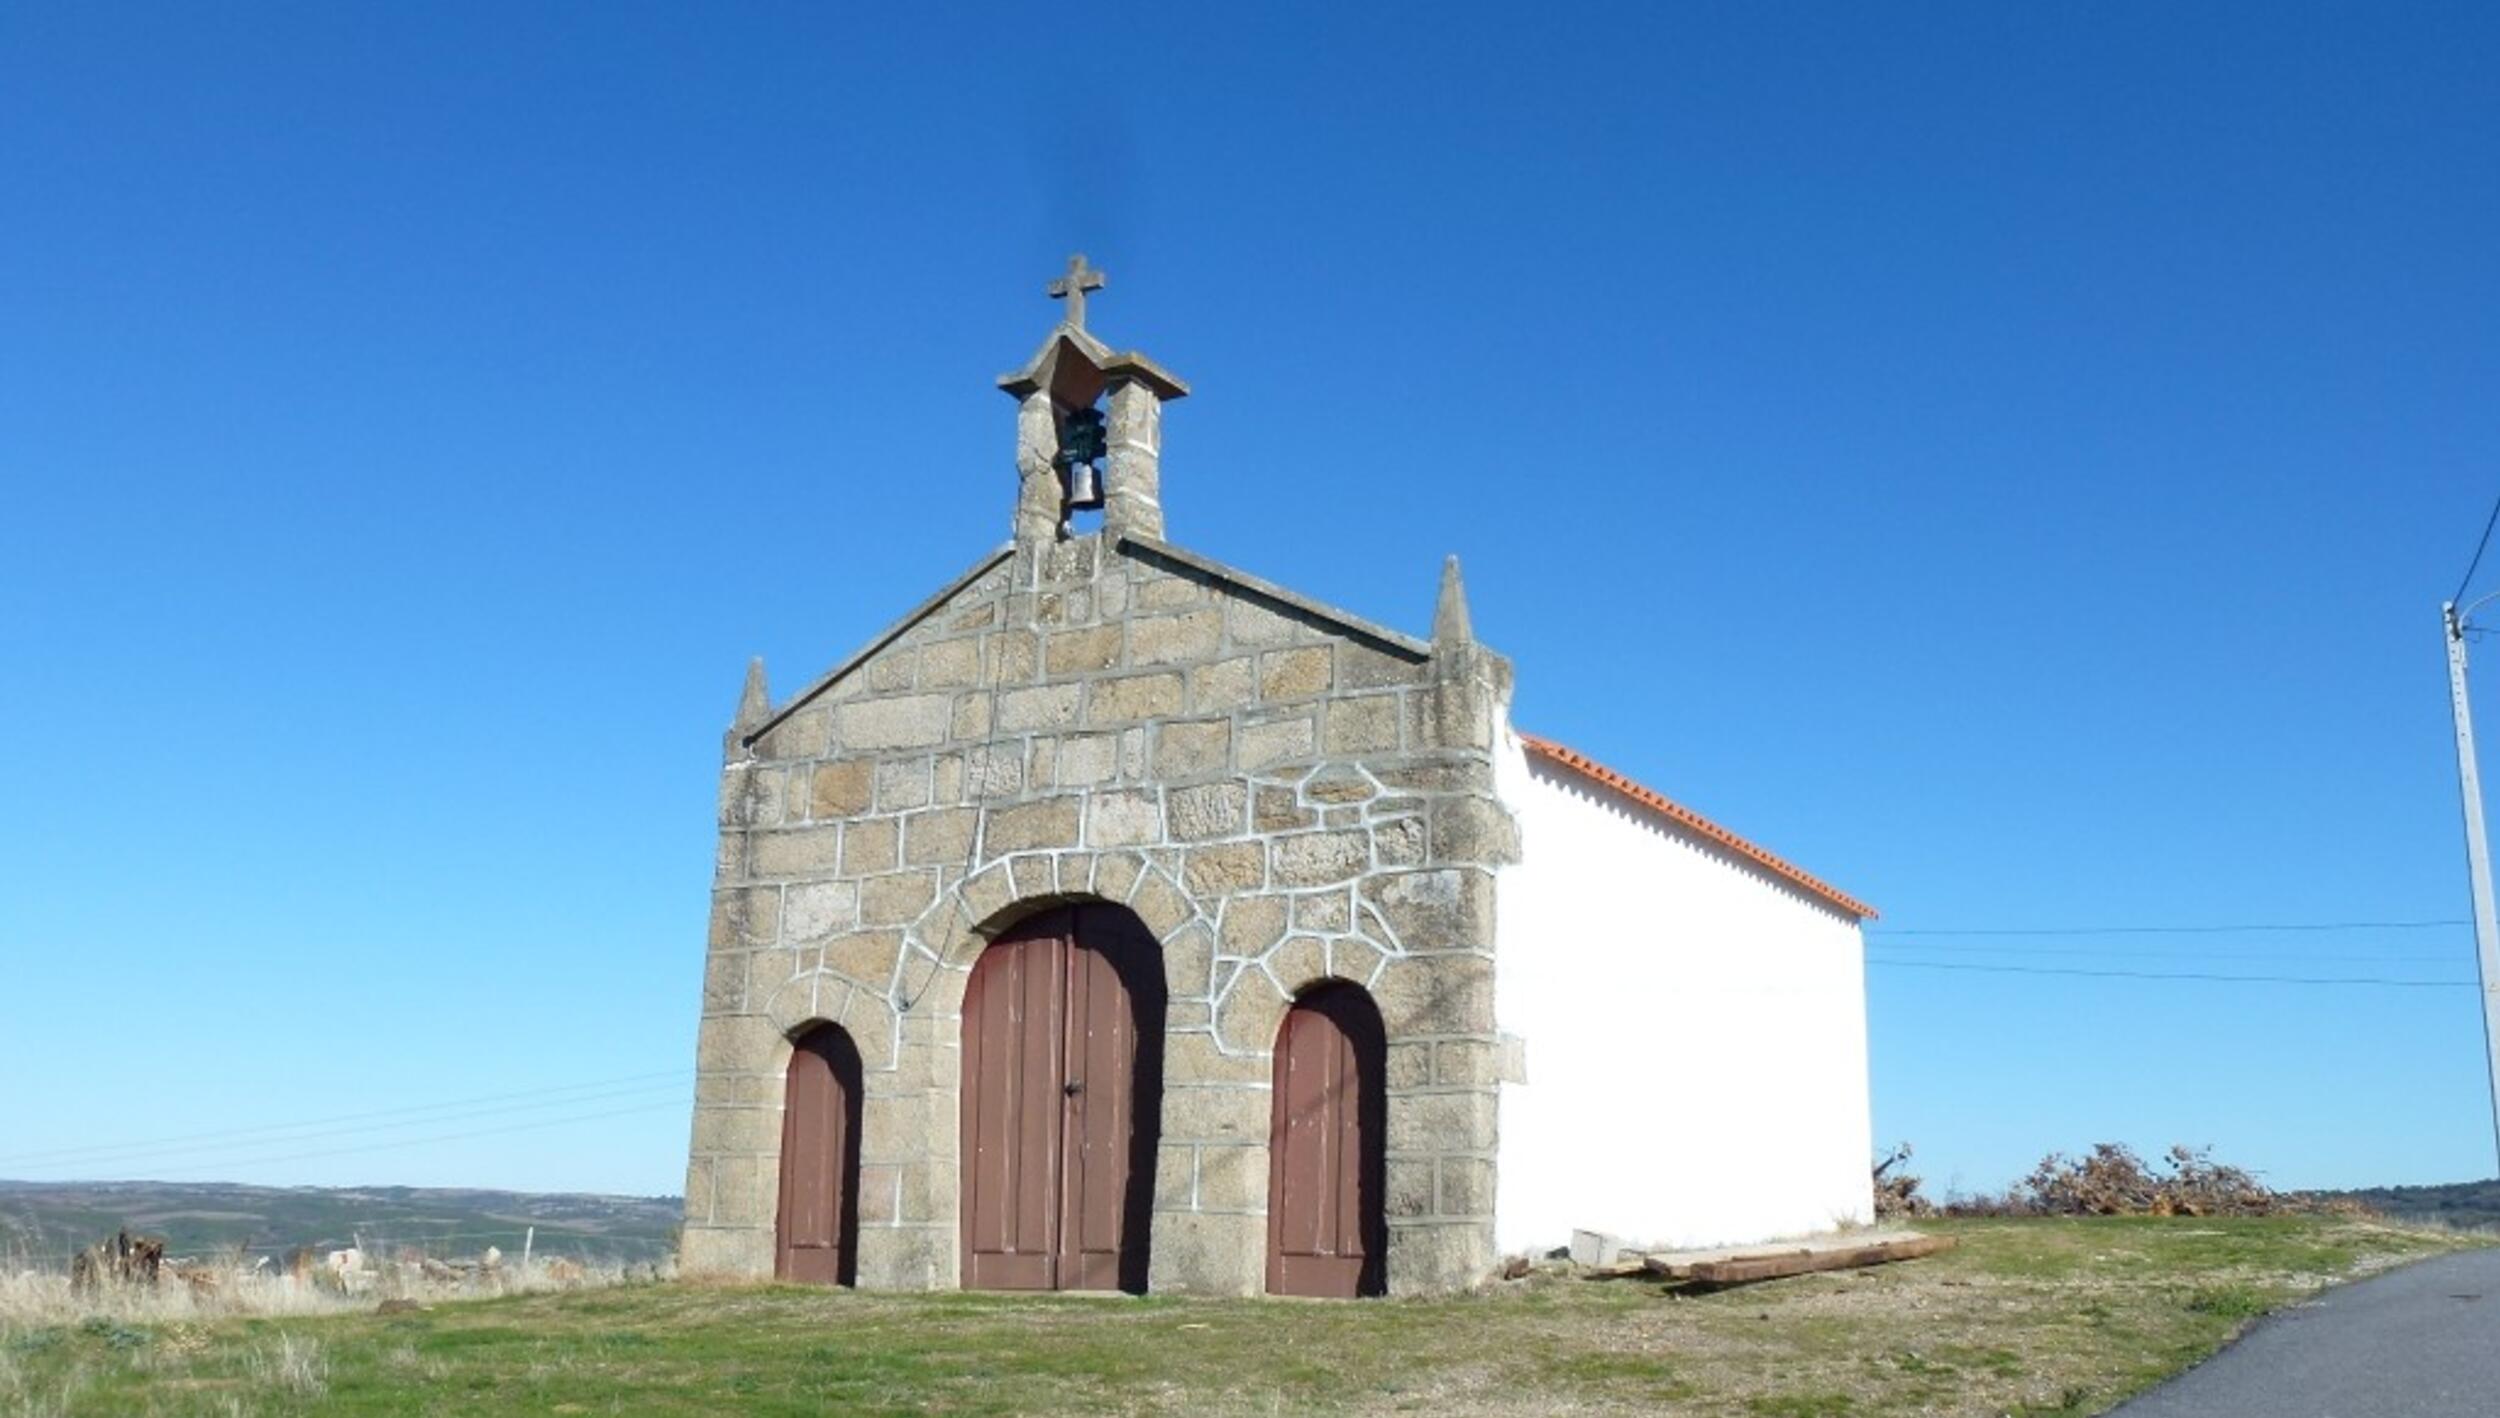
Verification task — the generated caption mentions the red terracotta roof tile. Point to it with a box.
[1518,732,1877,922]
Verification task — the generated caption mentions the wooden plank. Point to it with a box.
[1581,1258,1654,1280]
[1655,1233,1956,1288]
[1643,1240,1828,1282]
[1645,1249,1804,1282]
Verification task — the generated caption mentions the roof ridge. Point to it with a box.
[742,544,1017,747]
[1115,534,1432,658]
[1517,731,1876,921]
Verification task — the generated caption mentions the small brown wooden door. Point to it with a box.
[776,1024,861,1285]
[961,904,1162,1293]
[1267,984,1386,1297]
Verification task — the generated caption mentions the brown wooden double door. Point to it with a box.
[1267,984,1387,1298]
[961,904,1164,1293]
[776,1024,863,1285]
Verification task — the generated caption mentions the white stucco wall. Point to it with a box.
[1493,728,1874,1255]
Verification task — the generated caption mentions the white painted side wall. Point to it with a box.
[1492,729,1874,1255]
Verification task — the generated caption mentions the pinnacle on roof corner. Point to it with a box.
[1433,555,1474,648]
[735,657,770,733]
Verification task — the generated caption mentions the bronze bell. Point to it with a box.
[1057,405,1107,511]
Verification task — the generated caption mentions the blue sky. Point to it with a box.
[4,2,2497,1201]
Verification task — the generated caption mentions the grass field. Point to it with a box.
[2,1216,2478,1417]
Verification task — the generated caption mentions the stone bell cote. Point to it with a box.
[997,254,1189,545]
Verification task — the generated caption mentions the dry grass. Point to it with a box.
[241,1332,328,1400]
[0,1216,2482,1417]
[0,1250,661,1329]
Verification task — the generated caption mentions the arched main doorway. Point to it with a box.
[960,902,1165,1293]
[776,1023,863,1285]
[1267,982,1387,1297]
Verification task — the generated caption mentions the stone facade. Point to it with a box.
[682,526,1517,1295]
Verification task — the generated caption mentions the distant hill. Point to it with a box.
[2306,1179,2500,1230]
[0,1180,681,1270]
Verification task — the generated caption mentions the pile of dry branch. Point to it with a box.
[69,1230,165,1294]
[1874,1142,2354,1219]
[2011,1144,2277,1217]
[1872,1142,1934,1220]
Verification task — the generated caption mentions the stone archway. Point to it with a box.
[958,900,1166,1293]
[911,849,1248,1293]
[904,850,1211,1017]
[755,974,902,1075]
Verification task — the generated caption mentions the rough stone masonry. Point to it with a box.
[681,262,1517,1295]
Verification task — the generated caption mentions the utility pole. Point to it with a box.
[2441,600,2500,1171]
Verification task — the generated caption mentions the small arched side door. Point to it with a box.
[1266,983,1387,1297]
[776,1023,863,1285]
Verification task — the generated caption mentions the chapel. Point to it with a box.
[681,258,1876,1296]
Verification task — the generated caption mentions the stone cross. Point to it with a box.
[1046,253,1106,330]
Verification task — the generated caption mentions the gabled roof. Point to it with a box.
[1518,732,1876,922]
[741,535,1431,749]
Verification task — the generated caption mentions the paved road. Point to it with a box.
[2111,1248,2500,1417]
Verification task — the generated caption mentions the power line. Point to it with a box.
[111,1099,692,1181]
[0,1069,693,1169]
[1864,939,2469,964]
[2458,489,2500,605]
[1869,919,2468,938]
[0,1079,693,1172]
[1870,958,2476,988]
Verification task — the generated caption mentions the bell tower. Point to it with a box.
[997,254,1189,545]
